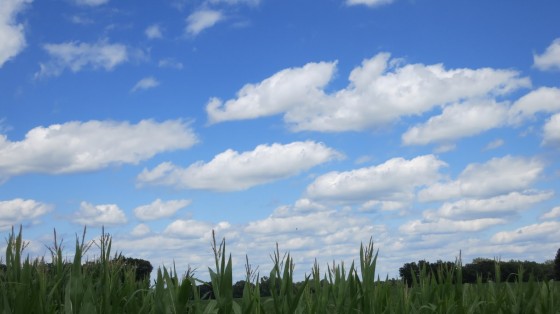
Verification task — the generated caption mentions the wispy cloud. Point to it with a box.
[145,24,163,39]
[0,0,32,68]
[131,76,160,92]
[346,0,394,8]
[186,9,223,36]
[484,139,504,150]
[158,58,183,69]
[36,40,129,77]
[73,0,109,6]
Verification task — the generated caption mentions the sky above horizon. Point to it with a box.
[1,0,560,280]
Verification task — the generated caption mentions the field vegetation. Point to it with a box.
[1,226,559,313]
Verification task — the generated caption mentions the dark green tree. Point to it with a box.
[554,248,560,280]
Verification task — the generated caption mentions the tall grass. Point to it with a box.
[1,226,559,313]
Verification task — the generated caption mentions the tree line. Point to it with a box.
[399,248,560,286]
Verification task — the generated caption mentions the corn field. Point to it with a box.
[1,226,559,313]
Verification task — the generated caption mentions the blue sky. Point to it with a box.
[1,0,560,280]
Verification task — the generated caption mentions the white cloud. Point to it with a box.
[346,0,394,7]
[541,206,560,220]
[484,139,504,150]
[134,199,191,221]
[164,219,232,240]
[491,221,560,244]
[207,61,335,124]
[542,113,560,146]
[306,155,446,203]
[138,141,342,191]
[509,87,560,124]
[186,9,223,36]
[73,201,127,226]
[418,156,543,202]
[73,0,108,6]
[0,198,52,230]
[0,0,31,68]
[131,77,160,92]
[424,191,553,220]
[402,100,508,145]
[400,218,506,235]
[36,40,128,77]
[158,58,183,69]
[130,223,151,236]
[533,38,560,71]
[207,53,530,132]
[0,119,198,181]
[207,0,260,5]
[360,200,407,212]
[145,24,163,39]
[69,15,94,25]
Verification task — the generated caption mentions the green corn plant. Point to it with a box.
[208,230,240,314]
[266,243,309,313]
[240,255,264,314]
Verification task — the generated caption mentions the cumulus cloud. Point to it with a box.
[533,38,560,71]
[73,202,127,226]
[491,221,560,244]
[424,191,553,221]
[400,218,506,235]
[207,53,530,132]
[131,77,160,92]
[509,87,560,124]
[36,40,129,77]
[418,156,543,202]
[186,9,223,36]
[0,198,52,230]
[542,113,560,146]
[306,155,446,204]
[138,141,342,191]
[206,61,335,124]
[402,100,509,145]
[346,0,394,7]
[164,219,226,238]
[0,119,198,182]
[541,206,560,220]
[73,0,109,6]
[0,0,31,68]
[134,199,191,221]
[145,24,163,39]
[130,223,151,236]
